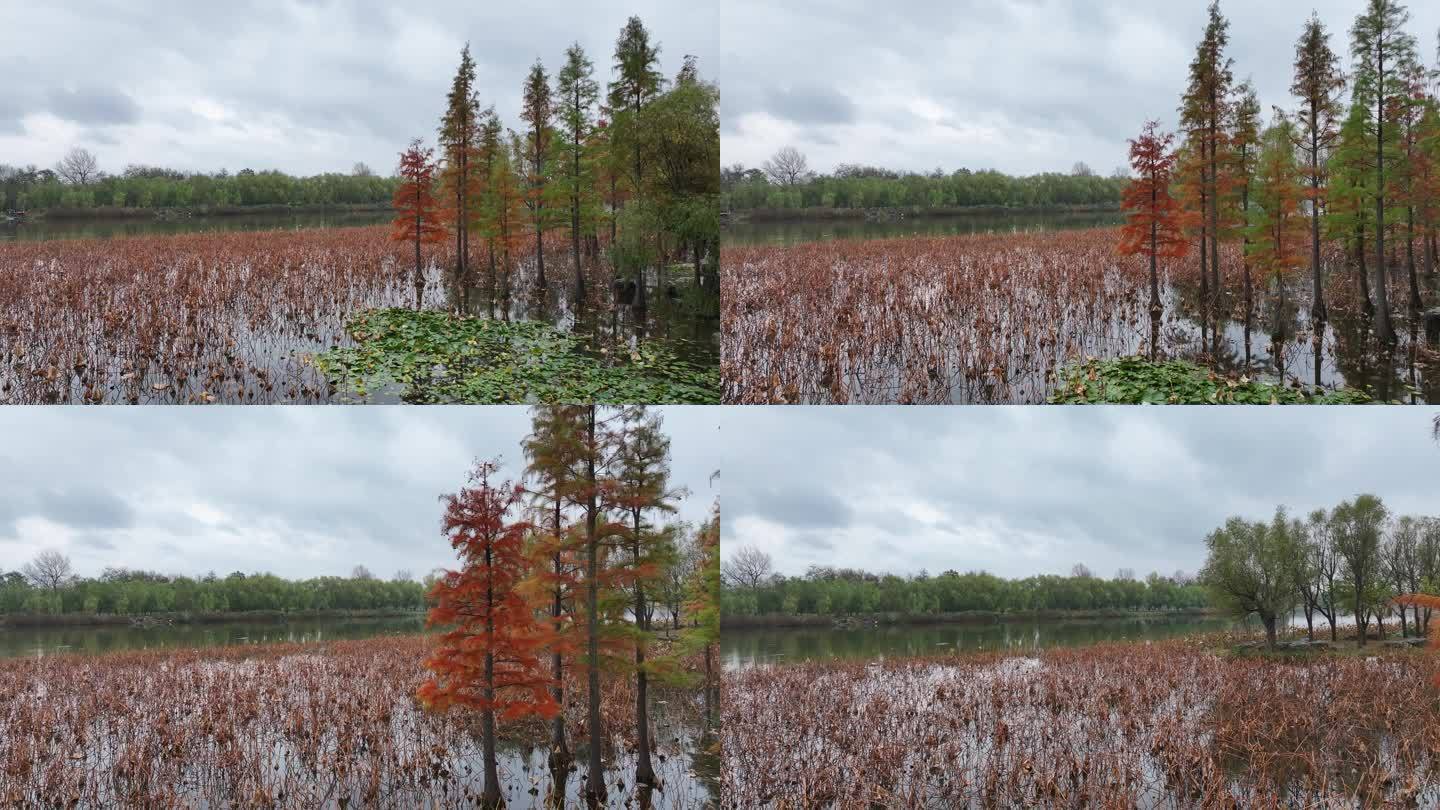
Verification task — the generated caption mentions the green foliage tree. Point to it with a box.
[1200,509,1304,649]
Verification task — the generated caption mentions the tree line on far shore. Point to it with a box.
[0,159,396,213]
[722,151,1125,213]
[0,556,425,616]
[1201,495,1440,649]
[719,548,1208,618]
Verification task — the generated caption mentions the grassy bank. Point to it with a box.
[724,202,1121,224]
[0,607,424,629]
[721,606,1216,629]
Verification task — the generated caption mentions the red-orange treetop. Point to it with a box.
[1119,121,1189,262]
[418,459,560,720]
[392,139,447,248]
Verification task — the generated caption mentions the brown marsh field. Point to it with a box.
[0,225,718,404]
[721,227,1440,404]
[0,635,717,808]
[721,635,1440,808]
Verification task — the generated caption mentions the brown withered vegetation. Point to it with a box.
[0,635,714,808]
[721,639,1440,808]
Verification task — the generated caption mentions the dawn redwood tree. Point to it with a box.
[522,405,586,767]
[486,136,527,304]
[1292,14,1347,325]
[1328,100,1378,313]
[1179,1,1235,328]
[418,460,560,809]
[609,15,666,313]
[1393,64,1431,317]
[683,501,721,718]
[555,43,600,302]
[576,403,622,804]
[1230,83,1262,342]
[1332,494,1389,646]
[1118,120,1187,355]
[1201,509,1303,649]
[477,107,504,296]
[613,407,684,787]
[439,45,481,310]
[1248,117,1308,351]
[1350,0,1420,344]
[391,139,446,309]
[521,60,556,291]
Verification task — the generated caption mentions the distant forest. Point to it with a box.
[0,554,424,617]
[721,151,1126,213]
[0,159,397,212]
[720,551,1208,618]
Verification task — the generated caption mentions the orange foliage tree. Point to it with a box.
[1119,121,1187,352]
[1393,593,1440,686]
[418,459,559,809]
[392,139,446,309]
[1246,118,1308,348]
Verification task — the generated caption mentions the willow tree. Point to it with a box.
[1292,14,1347,325]
[1179,1,1235,327]
[554,43,600,302]
[1350,0,1419,344]
[1332,494,1389,646]
[1201,509,1303,650]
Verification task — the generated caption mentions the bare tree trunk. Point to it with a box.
[584,406,606,804]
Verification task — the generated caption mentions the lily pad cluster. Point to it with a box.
[1048,357,1373,405]
[317,308,719,404]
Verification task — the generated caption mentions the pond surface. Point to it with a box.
[0,209,393,241]
[0,614,425,658]
[722,615,1237,667]
[722,210,1124,246]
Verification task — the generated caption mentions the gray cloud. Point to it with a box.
[721,0,1440,175]
[720,407,1440,580]
[762,85,855,126]
[46,86,141,127]
[1,1,716,175]
[0,407,720,580]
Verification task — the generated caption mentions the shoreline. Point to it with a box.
[7,202,392,223]
[722,202,1122,224]
[0,607,425,629]
[721,606,1217,629]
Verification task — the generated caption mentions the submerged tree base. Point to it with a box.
[317,308,719,404]
[1048,357,1373,404]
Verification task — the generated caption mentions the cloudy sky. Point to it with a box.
[0,407,720,581]
[721,0,1440,176]
[721,408,1440,581]
[0,1,716,177]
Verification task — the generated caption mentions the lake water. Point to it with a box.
[722,615,1237,667]
[0,614,425,658]
[0,209,393,241]
[722,210,1125,246]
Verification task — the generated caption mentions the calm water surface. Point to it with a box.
[722,616,1238,668]
[722,210,1125,246]
[0,210,393,240]
[0,615,425,658]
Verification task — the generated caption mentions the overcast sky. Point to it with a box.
[720,0,1440,176]
[0,407,720,581]
[721,407,1440,581]
[0,1,717,177]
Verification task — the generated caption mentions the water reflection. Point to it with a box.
[723,210,1126,246]
[0,210,394,241]
[721,617,1236,668]
[0,615,426,658]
